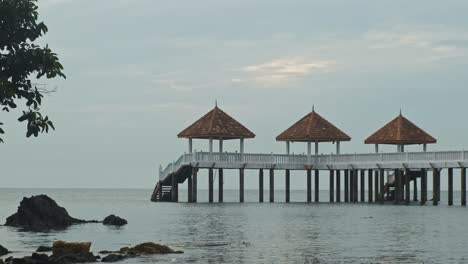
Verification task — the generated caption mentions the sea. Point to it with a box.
[1,188,468,263]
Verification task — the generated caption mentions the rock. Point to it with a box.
[52,241,91,256]
[0,245,8,256]
[49,252,98,263]
[101,254,127,263]
[35,246,52,253]
[119,242,182,255]
[0,259,3,264]
[102,215,127,226]
[4,195,96,231]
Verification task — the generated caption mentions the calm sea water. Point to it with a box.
[1,188,468,263]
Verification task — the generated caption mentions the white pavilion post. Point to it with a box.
[219,138,223,152]
[423,144,427,152]
[209,138,213,153]
[188,138,193,154]
[315,141,319,155]
[336,141,341,155]
[286,141,290,155]
[375,144,379,153]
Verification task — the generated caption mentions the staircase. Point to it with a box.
[151,182,173,202]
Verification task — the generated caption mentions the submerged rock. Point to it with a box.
[101,254,128,263]
[36,246,52,252]
[4,252,98,264]
[119,242,183,255]
[4,195,97,231]
[0,245,8,256]
[102,215,127,226]
[52,241,91,256]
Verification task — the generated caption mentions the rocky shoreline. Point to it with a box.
[1,195,183,263]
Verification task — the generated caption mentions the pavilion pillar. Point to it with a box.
[307,169,312,203]
[239,169,245,203]
[314,169,320,202]
[413,172,418,202]
[433,169,439,206]
[374,170,379,202]
[368,169,373,203]
[448,168,453,206]
[360,170,365,202]
[405,169,410,205]
[269,169,275,202]
[208,169,214,203]
[336,170,341,202]
[188,174,193,203]
[423,144,427,152]
[329,170,335,202]
[171,175,178,202]
[315,141,319,155]
[218,169,224,203]
[344,170,349,202]
[188,138,193,154]
[285,169,290,203]
[192,168,198,203]
[336,142,341,155]
[421,169,427,205]
[259,169,264,203]
[462,168,466,206]
[379,169,385,204]
[375,144,379,153]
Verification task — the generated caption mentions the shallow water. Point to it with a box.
[1,188,468,263]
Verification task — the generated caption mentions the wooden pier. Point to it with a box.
[151,105,467,206]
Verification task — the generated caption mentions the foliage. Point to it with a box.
[0,0,65,143]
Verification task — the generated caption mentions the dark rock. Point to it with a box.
[0,258,4,264]
[52,241,91,256]
[4,195,97,231]
[101,254,127,263]
[49,252,98,263]
[119,242,181,255]
[102,215,127,226]
[35,246,52,253]
[0,245,8,256]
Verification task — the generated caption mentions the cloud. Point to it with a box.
[239,58,335,86]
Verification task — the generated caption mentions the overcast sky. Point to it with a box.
[1,0,468,190]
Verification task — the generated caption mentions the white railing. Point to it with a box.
[159,150,468,181]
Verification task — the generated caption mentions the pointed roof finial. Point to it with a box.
[215,100,218,108]
[399,108,402,116]
[312,104,315,113]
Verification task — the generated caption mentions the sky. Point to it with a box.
[1,0,468,191]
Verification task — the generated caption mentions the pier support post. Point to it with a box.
[259,169,264,203]
[330,170,335,202]
[219,169,224,203]
[368,169,373,203]
[171,175,178,202]
[188,174,193,203]
[360,170,365,202]
[336,170,341,202]
[448,168,453,206]
[350,170,355,202]
[192,168,198,203]
[405,169,410,205]
[433,169,439,206]
[379,169,385,204]
[240,168,245,203]
[315,170,320,202]
[421,169,427,205]
[374,170,379,202]
[209,169,214,203]
[413,172,418,202]
[285,169,290,203]
[269,169,275,203]
[344,170,349,202]
[353,170,358,203]
[394,169,400,204]
[462,168,466,206]
[307,169,312,203]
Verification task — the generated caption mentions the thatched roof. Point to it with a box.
[178,106,255,140]
[365,114,436,145]
[276,110,351,142]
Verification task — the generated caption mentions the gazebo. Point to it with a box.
[276,108,351,203]
[178,104,255,203]
[365,112,436,153]
[276,108,351,156]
